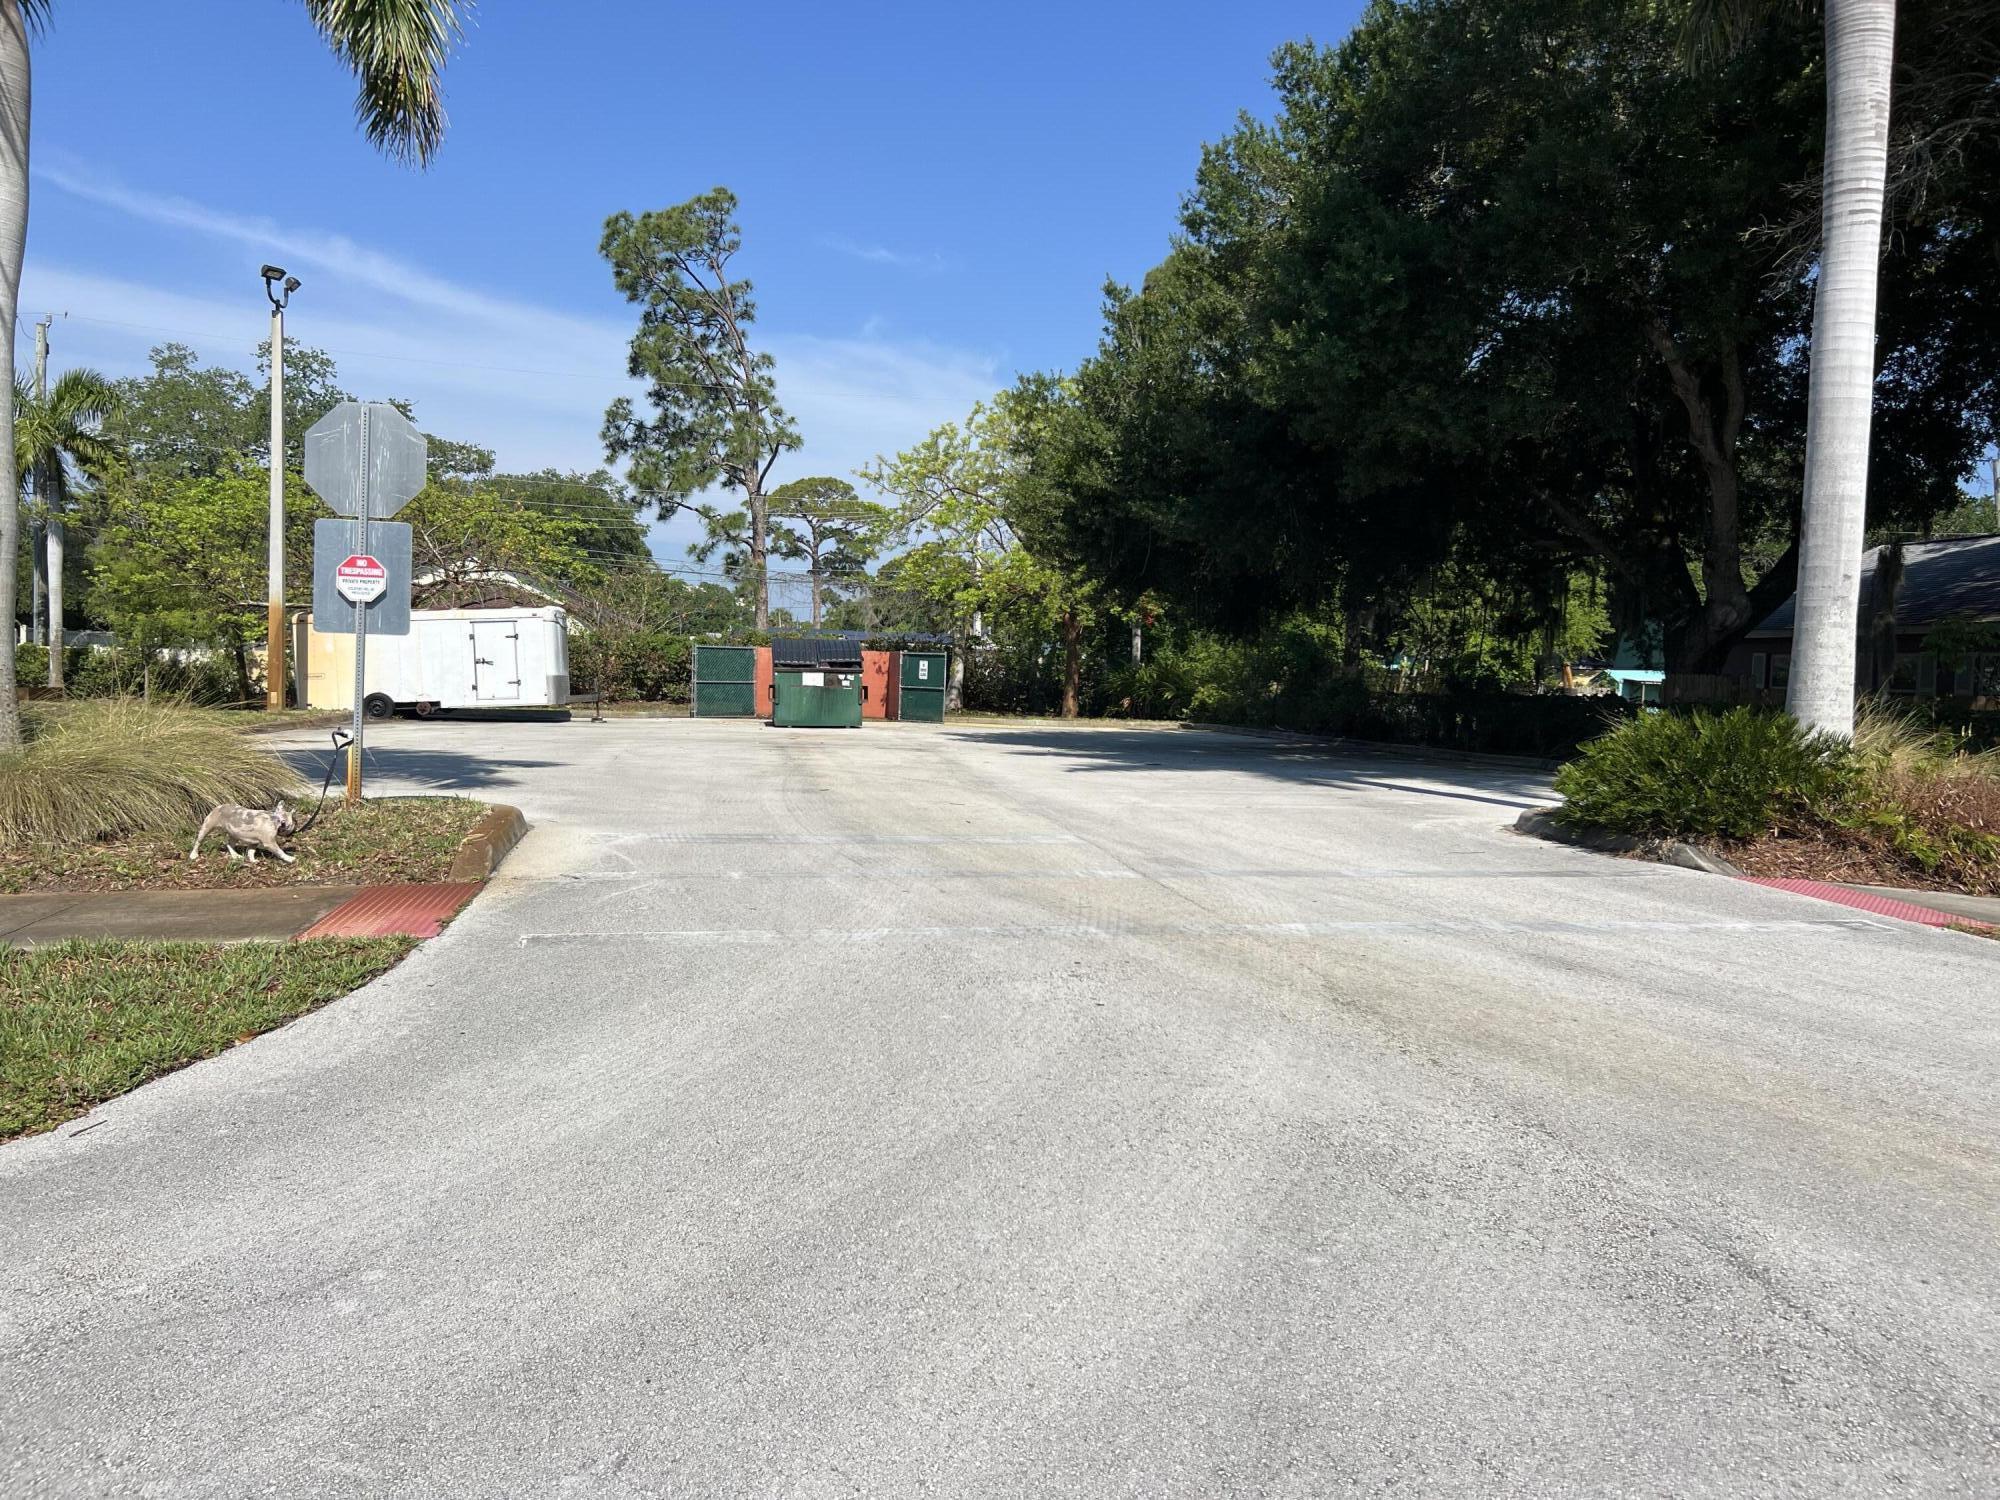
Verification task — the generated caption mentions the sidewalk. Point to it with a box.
[0,883,478,945]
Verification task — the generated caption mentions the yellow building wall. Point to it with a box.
[292,614,358,712]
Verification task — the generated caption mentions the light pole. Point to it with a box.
[261,264,301,711]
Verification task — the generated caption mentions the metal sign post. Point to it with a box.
[304,400,428,805]
[347,408,372,801]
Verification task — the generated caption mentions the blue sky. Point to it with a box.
[21,1,1359,561]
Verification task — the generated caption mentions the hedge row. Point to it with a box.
[11,646,243,705]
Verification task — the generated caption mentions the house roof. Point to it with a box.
[1751,533,2000,636]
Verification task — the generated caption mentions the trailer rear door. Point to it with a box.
[472,619,522,702]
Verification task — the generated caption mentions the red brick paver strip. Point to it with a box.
[297,883,481,940]
[1741,876,1992,932]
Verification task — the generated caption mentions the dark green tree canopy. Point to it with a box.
[767,476,888,581]
[1028,0,2000,670]
[599,188,798,514]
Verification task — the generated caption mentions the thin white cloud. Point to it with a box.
[36,155,617,358]
[819,234,946,273]
[26,162,1008,566]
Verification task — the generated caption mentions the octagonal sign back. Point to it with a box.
[304,400,428,519]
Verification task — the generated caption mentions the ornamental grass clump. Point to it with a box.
[1553,707,1857,842]
[1845,705,2000,886]
[0,699,301,848]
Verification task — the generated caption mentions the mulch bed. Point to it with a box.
[1714,825,2000,898]
[0,797,486,895]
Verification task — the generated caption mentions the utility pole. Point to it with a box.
[26,315,45,651]
[262,265,299,711]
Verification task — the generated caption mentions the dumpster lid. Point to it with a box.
[776,657,862,670]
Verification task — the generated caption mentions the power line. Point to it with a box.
[17,309,610,383]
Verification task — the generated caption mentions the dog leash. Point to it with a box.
[291,727,351,836]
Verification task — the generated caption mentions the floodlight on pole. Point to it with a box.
[262,265,298,709]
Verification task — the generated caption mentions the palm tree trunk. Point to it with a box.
[28,517,42,644]
[44,512,62,689]
[1786,0,1896,739]
[0,2,27,749]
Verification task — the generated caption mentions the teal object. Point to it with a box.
[898,651,947,722]
[692,644,758,717]
[771,665,863,728]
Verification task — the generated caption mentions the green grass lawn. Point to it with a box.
[0,937,415,1140]
[0,796,486,895]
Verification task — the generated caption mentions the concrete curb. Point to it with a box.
[1516,808,2000,934]
[1514,807,1643,854]
[1513,808,1744,875]
[447,804,530,883]
[1663,842,1746,877]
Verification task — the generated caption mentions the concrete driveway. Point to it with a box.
[4,717,1996,1496]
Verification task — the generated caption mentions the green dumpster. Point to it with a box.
[897,651,947,722]
[771,662,864,728]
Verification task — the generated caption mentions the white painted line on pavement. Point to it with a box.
[607,833,1089,845]
[513,864,1671,886]
[517,915,1888,946]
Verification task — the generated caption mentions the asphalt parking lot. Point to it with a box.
[4,716,1995,1496]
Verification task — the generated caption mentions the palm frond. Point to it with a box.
[18,1,55,37]
[46,367,115,425]
[1682,0,1813,67]
[13,366,116,500]
[301,0,472,167]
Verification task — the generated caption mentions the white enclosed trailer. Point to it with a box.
[293,606,571,717]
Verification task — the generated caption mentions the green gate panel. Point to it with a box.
[692,644,758,717]
[693,680,758,717]
[898,651,947,721]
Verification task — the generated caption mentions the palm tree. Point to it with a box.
[1688,0,1897,738]
[1785,0,1897,739]
[15,366,111,688]
[0,0,469,746]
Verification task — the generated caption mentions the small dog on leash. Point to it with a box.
[188,801,298,865]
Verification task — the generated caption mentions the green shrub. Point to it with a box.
[1553,708,1857,841]
[0,699,302,848]
[14,645,241,705]
[69,649,241,704]
[13,644,49,685]
[571,629,692,702]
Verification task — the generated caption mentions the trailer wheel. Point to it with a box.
[363,693,396,721]
[413,700,439,719]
